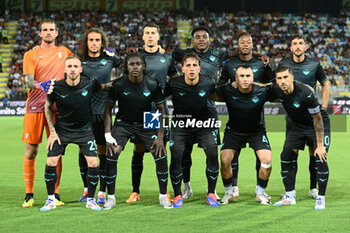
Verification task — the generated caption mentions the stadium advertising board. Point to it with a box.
[30,0,44,11]
[5,0,24,11]
[47,0,103,11]
[333,97,350,114]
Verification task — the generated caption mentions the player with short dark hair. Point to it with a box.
[219,32,275,199]
[126,23,177,203]
[164,53,220,207]
[272,65,330,210]
[278,35,330,199]
[77,28,122,205]
[103,52,172,209]
[40,56,111,211]
[215,64,275,205]
[22,19,73,208]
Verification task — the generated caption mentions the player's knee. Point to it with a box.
[97,145,106,155]
[46,156,59,166]
[134,143,144,153]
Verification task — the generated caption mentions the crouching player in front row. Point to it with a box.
[41,56,112,211]
[273,65,330,209]
[103,52,172,209]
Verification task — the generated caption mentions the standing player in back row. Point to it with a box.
[22,19,73,208]
[278,34,330,199]
[273,65,330,209]
[219,32,275,200]
[77,28,122,205]
[126,23,177,203]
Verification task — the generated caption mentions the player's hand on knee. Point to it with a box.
[105,132,118,156]
[151,138,166,157]
[46,131,61,151]
[314,146,327,163]
[36,79,56,94]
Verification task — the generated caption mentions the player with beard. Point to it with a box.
[278,35,330,199]
[22,19,73,208]
[218,32,275,200]
[77,28,122,205]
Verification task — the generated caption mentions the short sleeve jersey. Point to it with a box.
[138,49,177,89]
[23,46,74,113]
[278,56,328,91]
[216,84,275,133]
[81,52,122,114]
[272,81,320,128]
[164,74,216,122]
[47,76,101,133]
[220,57,275,84]
[107,76,164,125]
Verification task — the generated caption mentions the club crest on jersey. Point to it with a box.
[303,70,310,75]
[123,92,130,96]
[56,52,62,58]
[209,55,215,62]
[199,90,206,97]
[143,90,151,97]
[293,102,300,108]
[82,90,88,96]
[233,68,237,72]
[252,96,259,103]
[179,92,185,96]
[232,96,238,100]
[160,57,166,63]
[100,59,107,65]
[252,67,258,73]
[82,61,87,64]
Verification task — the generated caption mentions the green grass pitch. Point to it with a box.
[0,115,349,233]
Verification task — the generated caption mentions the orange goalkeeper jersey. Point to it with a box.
[23,46,73,113]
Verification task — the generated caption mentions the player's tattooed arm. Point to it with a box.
[312,112,327,162]
[45,101,61,150]
[151,102,167,157]
[104,101,121,156]
[24,74,36,89]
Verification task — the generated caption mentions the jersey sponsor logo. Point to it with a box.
[39,55,45,59]
[100,59,107,65]
[143,90,151,97]
[160,57,166,63]
[143,110,161,129]
[81,90,88,96]
[123,92,130,95]
[303,70,310,75]
[252,96,259,103]
[178,92,185,96]
[293,102,300,108]
[209,55,215,62]
[198,90,206,97]
[252,67,258,73]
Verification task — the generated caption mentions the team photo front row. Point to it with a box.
[38,53,329,211]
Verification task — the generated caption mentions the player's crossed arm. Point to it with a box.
[24,74,56,94]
